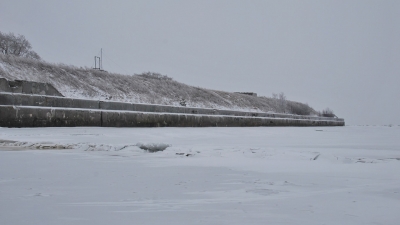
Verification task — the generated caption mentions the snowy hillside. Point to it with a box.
[0,54,316,115]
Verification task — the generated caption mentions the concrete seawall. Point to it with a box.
[0,92,344,122]
[0,106,344,128]
[0,90,345,127]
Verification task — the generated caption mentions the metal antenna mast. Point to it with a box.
[94,56,100,70]
[93,48,103,71]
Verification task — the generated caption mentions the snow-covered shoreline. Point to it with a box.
[1,126,399,224]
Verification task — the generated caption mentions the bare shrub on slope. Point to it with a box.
[321,108,336,118]
[287,101,313,116]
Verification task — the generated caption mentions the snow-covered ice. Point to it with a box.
[0,126,399,225]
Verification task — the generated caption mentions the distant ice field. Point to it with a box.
[0,126,399,225]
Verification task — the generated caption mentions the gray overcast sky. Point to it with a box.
[1,0,399,125]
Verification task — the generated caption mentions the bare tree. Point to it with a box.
[278,92,287,111]
[272,92,287,113]
[0,31,40,60]
[0,32,10,54]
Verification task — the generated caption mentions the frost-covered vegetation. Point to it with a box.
[0,31,40,60]
[321,107,336,118]
[0,53,317,115]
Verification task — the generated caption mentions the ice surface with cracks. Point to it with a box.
[0,126,399,225]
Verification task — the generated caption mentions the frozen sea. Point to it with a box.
[0,126,399,225]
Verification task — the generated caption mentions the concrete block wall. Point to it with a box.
[0,106,345,128]
[0,92,345,126]
[0,93,98,109]
[0,78,12,92]
[0,106,101,127]
[0,78,63,96]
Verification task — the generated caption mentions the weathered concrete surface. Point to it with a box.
[0,92,345,125]
[0,79,63,96]
[0,79,346,127]
[0,78,12,92]
[0,93,98,109]
[100,101,135,111]
[0,92,15,105]
[0,106,345,128]
[0,91,345,127]
[0,106,101,127]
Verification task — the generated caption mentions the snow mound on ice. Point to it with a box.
[136,142,170,152]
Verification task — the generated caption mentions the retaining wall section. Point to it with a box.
[0,78,12,93]
[0,106,344,128]
[0,92,98,109]
[0,92,345,124]
[0,106,101,127]
[0,78,63,96]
